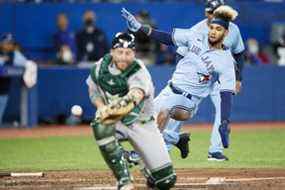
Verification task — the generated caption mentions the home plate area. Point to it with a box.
[1,169,285,190]
[76,177,285,190]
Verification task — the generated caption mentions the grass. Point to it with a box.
[0,127,285,171]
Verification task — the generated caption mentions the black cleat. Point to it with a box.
[146,177,156,188]
[175,133,190,159]
[208,152,229,161]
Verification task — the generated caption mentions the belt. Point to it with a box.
[169,82,192,100]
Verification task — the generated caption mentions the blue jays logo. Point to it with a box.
[197,72,211,83]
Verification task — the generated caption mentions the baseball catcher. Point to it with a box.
[86,32,176,190]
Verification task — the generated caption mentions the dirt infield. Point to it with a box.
[1,123,285,190]
[1,169,285,190]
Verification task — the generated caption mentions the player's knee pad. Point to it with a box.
[91,121,115,141]
[91,121,121,160]
[169,105,192,121]
[148,164,176,190]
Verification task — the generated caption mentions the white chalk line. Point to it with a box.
[76,176,285,189]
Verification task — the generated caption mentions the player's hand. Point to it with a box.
[95,96,135,125]
[121,8,142,32]
[95,105,109,122]
[235,81,242,94]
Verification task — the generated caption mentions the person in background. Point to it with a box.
[0,34,37,126]
[53,13,77,65]
[130,10,159,66]
[156,44,175,65]
[246,38,271,65]
[273,33,285,66]
[76,10,109,62]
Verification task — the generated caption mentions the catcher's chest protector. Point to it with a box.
[91,54,144,125]
[91,54,141,97]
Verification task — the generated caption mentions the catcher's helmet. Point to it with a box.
[112,32,135,49]
[205,0,225,13]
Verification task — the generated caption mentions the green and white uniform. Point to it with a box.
[86,54,176,189]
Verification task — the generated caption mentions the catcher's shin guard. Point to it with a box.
[147,164,176,190]
[91,121,132,186]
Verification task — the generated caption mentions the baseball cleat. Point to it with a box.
[175,133,190,159]
[208,152,229,161]
[124,150,141,166]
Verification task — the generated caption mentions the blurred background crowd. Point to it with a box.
[1,0,285,67]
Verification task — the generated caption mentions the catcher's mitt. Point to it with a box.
[95,96,135,125]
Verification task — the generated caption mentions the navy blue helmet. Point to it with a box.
[205,0,225,13]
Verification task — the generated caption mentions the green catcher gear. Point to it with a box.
[91,120,132,187]
[90,54,144,126]
[145,164,176,190]
[90,54,141,97]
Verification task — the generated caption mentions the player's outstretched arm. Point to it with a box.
[121,8,174,46]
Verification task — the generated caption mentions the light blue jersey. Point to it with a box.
[171,29,236,98]
[175,19,245,58]
[154,33,235,151]
[167,19,242,155]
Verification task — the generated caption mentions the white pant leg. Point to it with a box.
[154,86,200,151]
[117,120,172,171]
[209,84,223,153]
[163,118,182,150]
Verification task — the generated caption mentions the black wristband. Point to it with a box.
[140,25,152,36]
[235,67,242,81]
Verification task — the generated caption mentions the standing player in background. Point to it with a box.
[86,32,176,190]
[76,10,109,62]
[122,0,245,161]
[0,34,37,126]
